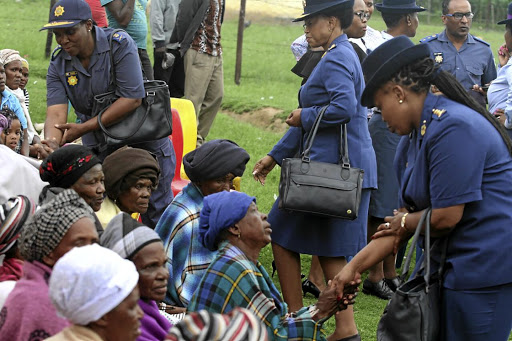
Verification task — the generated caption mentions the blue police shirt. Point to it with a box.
[1,89,27,129]
[394,93,512,290]
[46,27,145,146]
[101,0,148,49]
[269,34,377,189]
[421,30,497,89]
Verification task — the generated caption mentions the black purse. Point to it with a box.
[92,29,173,147]
[377,208,447,341]
[278,106,364,219]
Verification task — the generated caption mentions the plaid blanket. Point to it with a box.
[188,242,327,340]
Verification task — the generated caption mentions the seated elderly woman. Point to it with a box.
[39,144,105,233]
[155,139,250,307]
[98,146,160,227]
[187,191,356,340]
[101,212,172,340]
[0,189,99,340]
[47,244,143,341]
[0,195,34,308]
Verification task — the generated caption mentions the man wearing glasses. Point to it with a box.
[421,0,496,106]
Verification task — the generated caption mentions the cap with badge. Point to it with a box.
[293,0,354,22]
[375,0,426,13]
[40,0,92,31]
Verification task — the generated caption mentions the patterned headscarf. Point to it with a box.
[0,49,23,66]
[50,244,139,325]
[0,114,8,135]
[166,308,268,341]
[20,58,29,71]
[40,144,101,189]
[19,189,95,262]
[198,191,256,251]
[0,196,34,255]
[100,212,161,260]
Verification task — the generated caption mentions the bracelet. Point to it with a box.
[401,213,409,230]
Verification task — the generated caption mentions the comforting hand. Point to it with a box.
[55,123,87,145]
[332,266,361,299]
[285,109,302,127]
[252,155,277,185]
[373,213,413,254]
[40,138,59,158]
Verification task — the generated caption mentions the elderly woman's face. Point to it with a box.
[71,164,105,212]
[303,15,334,49]
[198,173,235,196]
[132,242,169,302]
[45,217,99,267]
[53,20,92,57]
[103,286,144,341]
[237,202,272,249]
[117,178,153,214]
[5,61,22,90]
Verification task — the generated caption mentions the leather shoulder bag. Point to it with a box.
[377,208,447,341]
[92,29,173,147]
[278,106,364,219]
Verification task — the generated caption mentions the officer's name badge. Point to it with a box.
[66,71,78,86]
[433,52,443,64]
[432,108,446,118]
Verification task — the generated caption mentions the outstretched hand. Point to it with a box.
[373,213,412,254]
[252,155,276,185]
[55,123,86,145]
[332,266,362,300]
[313,280,358,322]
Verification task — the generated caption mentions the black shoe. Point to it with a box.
[384,277,401,292]
[362,279,393,300]
[271,260,276,277]
[302,279,320,298]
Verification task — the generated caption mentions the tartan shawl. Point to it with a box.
[188,242,327,341]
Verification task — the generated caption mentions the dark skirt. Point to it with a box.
[268,189,370,257]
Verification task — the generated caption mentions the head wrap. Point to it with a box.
[20,58,29,71]
[0,114,8,135]
[0,49,23,66]
[183,139,250,183]
[167,308,268,341]
[0,196,34,255]
[19,189,95,262]
[40,144,101,189]
[49,244,139,326]
[198,191,255,251]
[103,147,160,200]
[100,212,161,259]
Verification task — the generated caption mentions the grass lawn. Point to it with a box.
[1,0,511,339]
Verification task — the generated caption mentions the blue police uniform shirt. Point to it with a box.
[394,93,512,290]
[421,30,497,89]
[101,0,148,49]
[46,27,145,147]
[269,34,377,189]
[1,89,27,129]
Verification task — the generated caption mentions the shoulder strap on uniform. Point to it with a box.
[419,34,438,44]
[472,35,491,46]
[51,46,62,61]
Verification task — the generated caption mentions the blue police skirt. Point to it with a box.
[268,189,370,257]
[368,113,401,218]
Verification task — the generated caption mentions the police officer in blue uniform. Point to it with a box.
[334,36,512,341]
[41,0,175,229]
[420,0,496,107]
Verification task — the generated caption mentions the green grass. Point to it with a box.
[2,1,511,339]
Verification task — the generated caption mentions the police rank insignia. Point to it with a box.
[54,5,65,17]
[66,71,78,86]
[432,108,446,118]
[421,120,427,136]
[112,32,125,42]
[433,52,443,64]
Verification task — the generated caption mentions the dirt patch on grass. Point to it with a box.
[224,107,288,133]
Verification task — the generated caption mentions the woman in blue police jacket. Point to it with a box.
[40,0,175,229]
[253,0,377,339]
[334,36,512,341]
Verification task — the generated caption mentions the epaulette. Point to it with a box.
[111,31,128,43]
[419,34,438,44]
[51,46,62,61]
[431,108,447,121]
[322,43,337,58]
[472,35,491,46]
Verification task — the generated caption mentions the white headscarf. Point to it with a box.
[0,49,23,66]
[49,244,139,325]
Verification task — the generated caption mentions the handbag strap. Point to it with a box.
[341,124,350,167]
[302,105,328,161]
[400,208,430,282]
[106,29,124,91]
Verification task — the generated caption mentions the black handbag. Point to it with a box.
[278,106,364,219]
[92,29,172,147]
[377,208,447,341]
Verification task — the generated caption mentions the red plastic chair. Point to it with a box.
[169,108,190,196]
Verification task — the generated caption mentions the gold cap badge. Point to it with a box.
[54,5,65,17]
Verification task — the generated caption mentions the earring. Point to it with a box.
[237,234,241,239]
[399,99,403,104]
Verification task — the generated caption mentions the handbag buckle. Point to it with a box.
[302,156,310,163]
[146,91,156,97]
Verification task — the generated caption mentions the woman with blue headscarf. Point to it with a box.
[187,191,357,341]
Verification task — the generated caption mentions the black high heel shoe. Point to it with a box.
[272,260,276,277]
[302,279,320,298]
